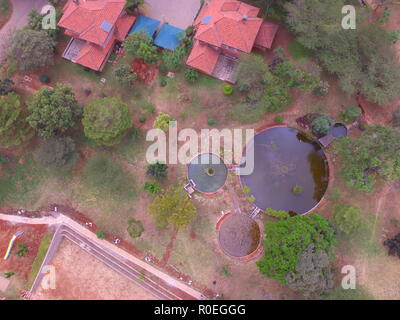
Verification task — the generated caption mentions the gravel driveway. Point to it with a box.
[144,0,202,29]
[0,0,49,60]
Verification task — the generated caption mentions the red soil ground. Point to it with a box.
[131,58,157,84]
[0,221,48,280]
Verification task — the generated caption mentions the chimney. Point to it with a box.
[73,0,79,4]
[242,14,248,23]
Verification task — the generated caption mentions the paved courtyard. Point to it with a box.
[143,0,202,29]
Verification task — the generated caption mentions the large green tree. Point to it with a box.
[9,29,55,72]
[0,93,33,148]
[82,97,132,146]
[256,213,336,283]
[27,84,80,138]
[286,0,400,105]
[148,186,197,228]
[285,244,335,299]
[123,30,159,64]
[333,125,400,192]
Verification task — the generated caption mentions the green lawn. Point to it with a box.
[27,233,53,289]
[288,40,313,60]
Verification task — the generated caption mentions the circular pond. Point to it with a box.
[331,123,348,138]
[187,153,228,194]
[218,214,261,258]
[240,126,329,215]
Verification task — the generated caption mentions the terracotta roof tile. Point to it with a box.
[254,21,279,49]
[58,0,126,46]
[186,40,220,75]
[193,0,262,53]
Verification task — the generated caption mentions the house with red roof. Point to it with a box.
[186,0,279,82]
[58,0,136,71]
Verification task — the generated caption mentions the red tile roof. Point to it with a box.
[75,34,116,70]
[59,0,135,71]
[254,21,279,49]
[58,0,126,47]
[186,40,220,75]
[194,0,263,53]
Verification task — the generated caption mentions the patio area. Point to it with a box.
[142,0,202,30]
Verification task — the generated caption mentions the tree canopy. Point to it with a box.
[285,243,335,299]
[27,84,80,138]
[82,97,132,146]
[286,0,400,105]
[9,29,55,72]
[256,213,336,283]
[0,93,33,148]
[148,186,197,228]
[333,125,400,192]
[123,30,159,64]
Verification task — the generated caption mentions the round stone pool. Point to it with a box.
[240,126,329,215]
[218,214,261,258]
[187,153,228,194]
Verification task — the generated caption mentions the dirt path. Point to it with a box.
[0,212,204,299]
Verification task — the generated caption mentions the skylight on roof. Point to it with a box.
[201,16,211,25]
[100,21,113,33]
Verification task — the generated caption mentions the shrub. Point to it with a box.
[311,114,334,136]
[113,64,137,85]
[15,243,29,257]
[274,115,283,123]
[127,218,144,238]
[220,265,231,277]
[0,92,33,148]
[153,112,175,132]
[185,26,194,37]
[340,105,362,124]
[4,271,14,279]
[139,115,146,123]
[242,186,251,194]
[146,161,168,179]
[265,208,290,220]
[248,195,256,202]
[148,186,197,228]
[96,231,105,239]
[331,203,362,236]
[162,45,186,71]
[0,78,14,96]
[207,118,217,126]
[39,74,50,84]
[124,30,159,64]
[159,76,167,87]
[184,68,199,83]
[292,185,303,194]
[222,84,233,95]
[82,97,132,146]
[143,181,161,194]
